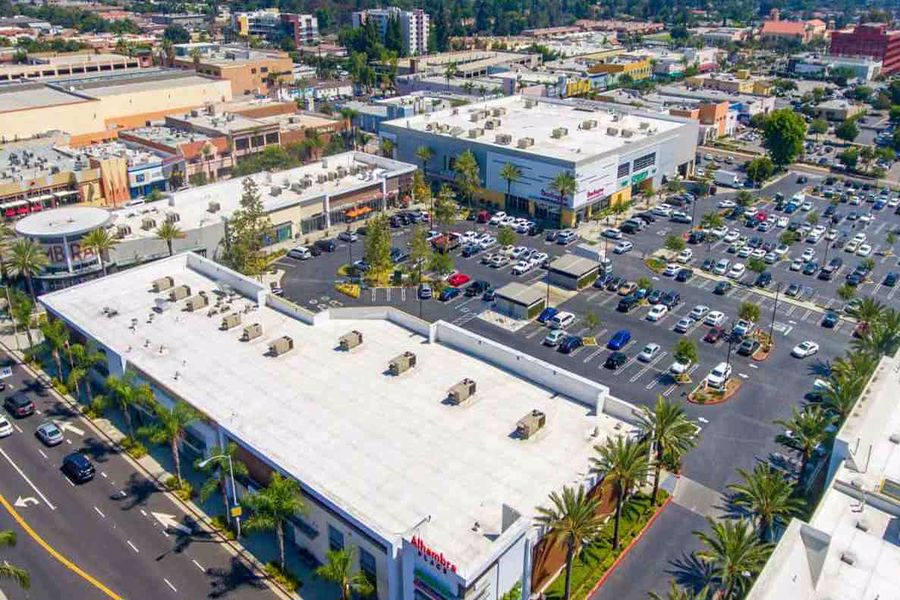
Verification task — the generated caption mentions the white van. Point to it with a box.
[549,311,576,330]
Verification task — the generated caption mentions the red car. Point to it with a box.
[447,272,471,287]
[476,210,492,224]
[754,210,768,222]
[704,326,725,343]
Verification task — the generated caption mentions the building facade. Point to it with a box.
[232,9,319,47]
[173,45,295,96]
[352,8,430,56]
[829,23,900,75]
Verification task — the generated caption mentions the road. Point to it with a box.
[0,354,279,600]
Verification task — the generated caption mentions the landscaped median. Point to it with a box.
[544,492,670,600]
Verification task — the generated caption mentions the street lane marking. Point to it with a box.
[37,449,47,459]
[164,578,177,592]
[192,559,205,573]
[127,540,139,553]
[0,448,55,510]
[101,471,108,479]
[0,492,122,599]
[12,424,21,434]
[94,506,106,519]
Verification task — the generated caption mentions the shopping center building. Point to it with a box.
[380,95,698,227]
[40,252,644,600]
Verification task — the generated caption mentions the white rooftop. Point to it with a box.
[16,205,110,237]
[388,95,686,162]
[41,253,637,577]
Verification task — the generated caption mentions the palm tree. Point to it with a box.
[381,138,395,158]
[415,145,434,178]
[775,406,833,483]
[694,518,771,600]
[823,372,867,422]
[196,442,249,528]
[39,317,69,379]
[855,296,885,327]
[649,583,711,600]
[0,530,29,589]
[155,221,185,257]
[499,162,521,210]
[316,547,374,600]
[137,400,200,487]
[242,473,305,570]
[728,465,803,541]
[0,220,14,281]
[453,150,480,211]
[638,396,697,505]
[443,62,458,90]
[856,308,900,356]
[535,485,604,600]
[8,238,48,300]
[8,290,35,350]
[105,374,153,439]
[339,108,360,150]
[67,342,104,403]
[590,436,650,550]
[81,227,119,275]
[550,171,578,204]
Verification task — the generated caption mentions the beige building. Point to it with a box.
[173,45,294,96]
[0,69,232,142]
[0,52,149,83]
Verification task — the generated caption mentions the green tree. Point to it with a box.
[196,442,249,528]
[649,583,711,600]
[549,171,578,204]
[694,519,771,600]
[762,108,807,168]
[673,339,698,366]
[453,150,481,210]
[838,147,859,169]
[590,436,650,550]
[535,485,604,600]
[67,342,103,403]
[806,211,819,226]
[316,547,375,600]
[499,162,522,208]
[81,227,118,276]
[8,238,48,301]
[638,396,697,505]
[728,465,803,541]
[9,290,35,350]
[665,235,686,253]
[857,308,900,356]
[855,297,885,327]
[808,118,828,140]
[834,119,859,143]
[415,145,434,177]
[735,191,755,208]
[137,400,200,487]
[700,211,724,231]
[105,373,153,439]
[744,157,774,186]
[837,283,856,301]
[746,258,766,275]
[163,23,190,44]
[39,317,69,380]
[0,530,29,589]
[155,221,185,257]
[408,225,432,284]
[242,473,305,570]
[775,406,833,483]
[780,230,799,246]
[584,310,600,331]
[432,185,457,235]
[363,213,392,275]
[380,138,394,158]
[223,178,273,278]
[738,302,760,323]
[497,226,517,247]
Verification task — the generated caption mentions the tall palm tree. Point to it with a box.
[67,342,104,403]
[316,547,374,600]
[8,238,48,301]
[339,108,360,150]
[0,530,29,589]
[453,150,480,211]
[590,436,650,550]
[823,372,867,422]
[242,473,305,570]
[638,395,697,505]
[855,296,885,327]
[39,317,69,379]
[105,374,153,439]
[649,583,711,600]
[155,221,185,257]
[81,227,118,275]
[499,162,521,210]
[137,400,200,487]
[8,289,35,350]
[775,406,833,483]
[535,485,604,600]
[694,518,771,600]
[856,308,900,356]
[196,443,248,529]
[0,220,14,281]
[550,171,578,205]
[727,465,803,541]
[415,145,434,178]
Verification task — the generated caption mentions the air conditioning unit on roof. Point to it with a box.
[517,137,534,149]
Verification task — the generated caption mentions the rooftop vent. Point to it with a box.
[517,137,535,149]
[270,186,282,196]
[166,212,180,223]
[449,126,465,137]
[141,217,157,231]
[184,293,209,312]
[855,519,870,532]
[495,133,513,145]
[484,118,501,130]
[552,127,568,139]
[338,330,363,351]
[889,433,900,444]
[606,127,619,136]
[621,129,634,138]
[491,107,507,117]
[468,128,484,139]
[447,378,476,405]
[581,119,598,130]
[516,409,546,439]
[116,225,132,239]
[840,552,857,566]
[220,312,241,331]
[524,99,537,109]
[151,276,175,293]
[208,201,221,213]
[169,285,191,301]
[241,322,262,341]
[389,351,416,376]
[268,336,294,357]
[639,121,650,130]
[470,111,484,122]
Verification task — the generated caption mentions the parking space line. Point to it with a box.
[630,351,668,383]
[582,347,605,364]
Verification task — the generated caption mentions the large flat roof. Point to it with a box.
[0,82,88,113]
[384,95,688,163]
[42,253,635,576]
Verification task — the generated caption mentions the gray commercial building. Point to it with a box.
[494,282,546,320]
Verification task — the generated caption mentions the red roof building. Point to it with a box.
[830,23,900,75]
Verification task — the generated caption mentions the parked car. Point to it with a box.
[417,284,433,300]
[675,268,694,282]
[0,415,12,438]
[704,326,725,343]
[543,330,566,347]
[604,351,628,369]
[558,335,583,354]
[465,281,490,297]
[4,396,34,418]
[613,241,633,254]
[556,230,578,245]
[537,307,559,324]
[647,304,668,321]
[822,311,840,328]
[337,230,358,243]
[713,281,733,295]
[673,317,695,334]
[447,273,471,287]
[287,246,311,260]
[638,343,661,363]
[314,239,337,252]
[607,330,632,350]
[705,362,733,389]
[549,311,576,330]
[62,452,95,483]
[737,338,760,356]
[704,311,726,327]
[791,341,820,358]
[439,287,461,302]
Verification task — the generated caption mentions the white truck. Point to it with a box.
[714,170,742,188]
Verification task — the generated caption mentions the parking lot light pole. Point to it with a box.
[197,454,241,539]
[769,282,782,342]
[725,324,735,381]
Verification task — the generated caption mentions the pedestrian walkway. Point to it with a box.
[671,476,727,520]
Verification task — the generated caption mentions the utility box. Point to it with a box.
[448,378,476,405]
[221,313,242,331]
[516,410,546,439]
[389,351,416,375]
[184,294,209,312]
[241,323,262,341]
[269,336,294,357]
[151,276,174,293]
[169,285,191,301]
[339,330,363,351]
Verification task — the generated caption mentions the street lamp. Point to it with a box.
[769,281,782,342]
[197,454,241,538]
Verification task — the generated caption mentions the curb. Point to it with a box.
[0,338,296,600]
[582,495,674,600]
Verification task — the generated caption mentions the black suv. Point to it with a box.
[62,452,95,483]
[466,281,490,297]
[617,295,640,313]
[314,239,337,252]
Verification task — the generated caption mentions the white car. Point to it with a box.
[825,228,838,241]
[530,252,549,267]
[718,199,736,209]
[744,207,758,218]
[711,225,729,238]
[689,305,710,320]
[706,362,733,389]
[724,230,740,243]
[478,235,497,250]
[845,239,860,253]
[670,359,691,376]
[287,246,311,260]
[647,304,669,322]
[489,211,508,225]
[651,205,673,217]
[704,311,726,326]
[663,263,681,276]
[853,232,867,244]
[603,228,623,239]
[499,215,516,227]
[549,311,576,330]
[856,243,873,257]
[776,216,789,228]
[791,341,820,358]
[889,197,900,208]
[510,246,529,260]
[0,415,12,438]
[511,261,532,276]
[713,259,731,275]
[751,248,766,259]
[764,252,778,264]
[738,245,753,258]
[790,258,804,271]
[676,249,693,263]
[459,231,478,244]
[727,263,746,279]
[543,329,566,346]
[859,214,873,224]
[801,201,813,211]
[638,343,661,362]
[801,248,816,262]
[774,244,790,257]
[614,241,633,254]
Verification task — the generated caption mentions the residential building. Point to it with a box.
[0,15,53,35]
[40,250,644,600]
[745,350,900,600]
[0,69,232,142]
[381,95,699,227]
[812,99,866,122]
[0,52,148,83]
[574,19,665,36]
[391,50,541,78]
[172,44,294,96]
[231,9,319,48]
[118,126,234,183]
[352,7,429,56]
[759,10,827,44]
[830,23,900,75]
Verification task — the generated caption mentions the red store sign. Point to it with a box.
[411,536,458,573]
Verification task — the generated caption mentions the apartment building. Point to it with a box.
[232,9,319,47]
[352,7,430,56]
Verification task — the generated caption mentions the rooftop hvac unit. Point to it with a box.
[491,107,507,117]
[447,378,476,405]
[169,285,191,301]
[270,186,282,196]
[468,128,484,139]
[336,166,348,177]
[141,217,157,231]
[611,114,621,122]
[470,111,483,122]
[166,212,180,223]
[151,276,175,293]
[524,98,536,109]
[425,122,435,131]
[516,409,546,439]
[338,330,363,351]
[621,129,634,138]
[581,119,598,130]
[290,183,304,192]
[184,293,209,312]
[495,133,513,145]
[220,312,242,331]
[449,126,464,137]
[606,127,619,136]
[840,552,857,566]
[268,336,294,357]
[552,127,568,139]
[241,323,262,341]
[484,118,501,130]
[317,173,326,183]
[208,201,221,213]
[517,137,535,149]
[389,351,416,375]
[639,121,650,130]
[116,225,132,239]
[327,171,336,181]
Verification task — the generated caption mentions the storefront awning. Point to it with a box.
[345,206,373,219]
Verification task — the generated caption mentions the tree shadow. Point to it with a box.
[20,377,50,397]
[806,359,832,378]
[109,471,160,510]
[206,555,270,599]
[719,491,753,521]
[666,551,715,594]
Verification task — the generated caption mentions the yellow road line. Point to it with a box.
[0,492,122,599]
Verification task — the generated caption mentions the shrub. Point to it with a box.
[120,436,148,459]
[264,562,301,592]
[164,475,194,501]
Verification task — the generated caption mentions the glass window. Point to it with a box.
[235,138,249,150]
[360,548,377,594]
[632,152,656,172]
[617,163,630,178]
[328,525,344,551]
[265,132,279,144]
